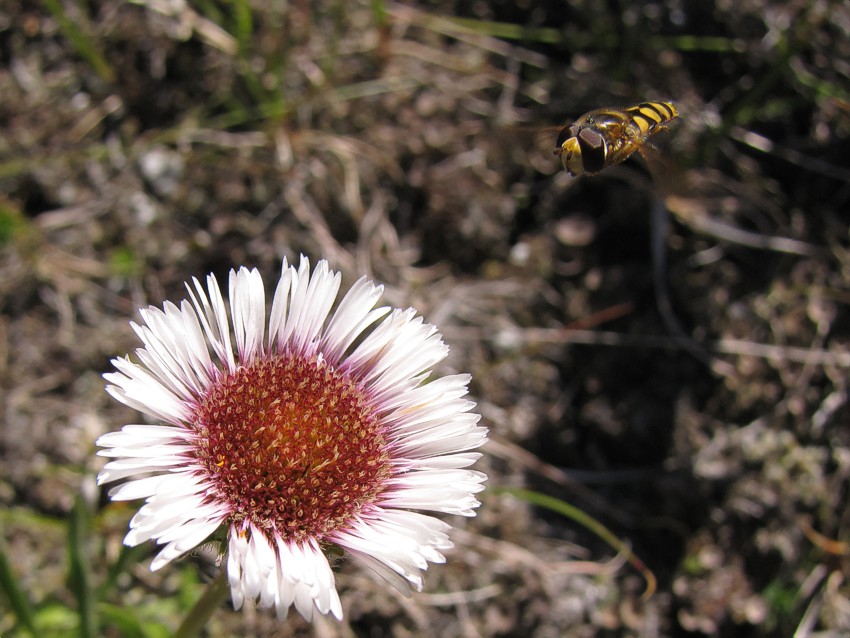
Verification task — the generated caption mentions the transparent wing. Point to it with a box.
[637,142,683,195]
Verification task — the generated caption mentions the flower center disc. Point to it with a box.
[192,353,390,540]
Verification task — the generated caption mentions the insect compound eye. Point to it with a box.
[555,124,582,149]
[576,128,607,174]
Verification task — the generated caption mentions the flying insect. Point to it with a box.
[554,101,679,177]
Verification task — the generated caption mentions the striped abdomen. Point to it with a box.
[622,101,679,141]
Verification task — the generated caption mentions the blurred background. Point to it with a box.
[2,1,850,636]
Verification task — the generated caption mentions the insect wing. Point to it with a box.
[635,141,682,195]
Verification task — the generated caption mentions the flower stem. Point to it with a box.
[174,568,230,638]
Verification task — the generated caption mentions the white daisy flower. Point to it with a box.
[97,257,487,622]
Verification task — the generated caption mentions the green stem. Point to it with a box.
[174,568,230,638]
[491,487,657,599]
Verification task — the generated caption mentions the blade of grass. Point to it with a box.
[68,495,97,638]
[187,0,289,127]
[398,7,749,54]
[0,143,111,180]
[0,534,39,636]
[371,0,388,27]
[173,568,230,638]
[100,543,150,598]
[98,603,154,638]
[41,0,115,83]
[228,3,272,109]
[421,13,564,45]
[657,34,745,53]
[231,0,254,46]
[191,0,225,26]
[493,486,657,599]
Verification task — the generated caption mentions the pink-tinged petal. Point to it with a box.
[229,267,266,363]
[267,257,293,351]
[275,256,312,349]
[319,276,388,364]
[186,274,236,373]
[227,531,249,610]
[289,259,341,354]
[105,364,190,425]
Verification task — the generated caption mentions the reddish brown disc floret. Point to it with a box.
[191,353,392,541]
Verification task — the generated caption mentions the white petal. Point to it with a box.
[95,424,186,448]
[267,257,293,351]
[106,474,173,499]
[224,529,343,622]
[378,373,472,415]
[229,267,266,363]
[404,453,483,470]
[186,273,235,373]
[344,310,449,403]
[330,512,455,594]
[142,516,222,571]
[345,547,417,595]
[319,276,387,363]
[97,442,192,459]
[286,259,341,354]
[227,535,246,610]
[105,364,190,425]
[276,256,312,349]
[132,300,213,399]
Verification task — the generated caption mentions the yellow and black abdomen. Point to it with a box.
[622,101,679,140]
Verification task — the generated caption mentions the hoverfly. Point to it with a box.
[554,101,679,177]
